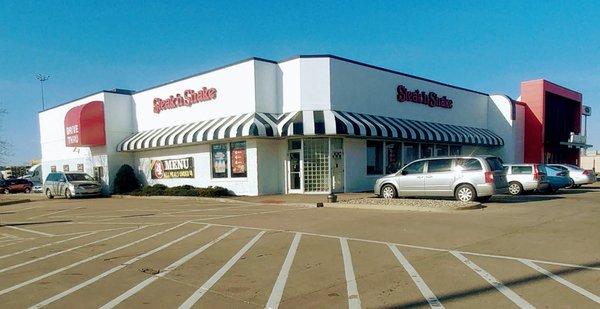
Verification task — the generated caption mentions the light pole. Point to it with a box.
[35,74,50,110]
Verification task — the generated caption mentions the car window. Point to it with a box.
[402,161,426,175]
[427,159,452,173]
[65,173,95,182]
[566,164,583,170]
[456,158,482,171]
[511,166,532,174]
[485,157,504,171]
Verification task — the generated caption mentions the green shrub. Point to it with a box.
[113,164,141,194]
[130,184,231,197]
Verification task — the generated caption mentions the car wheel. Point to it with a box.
[2,188,9,195]
[65,189,73,199]
[455,184,476,202]
[508,182,523,195]
[24,187,31,194]
[46,189,54,199]
[380,184,397,199]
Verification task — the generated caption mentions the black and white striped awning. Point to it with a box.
[278,110,504,146]
[117,113,278,152]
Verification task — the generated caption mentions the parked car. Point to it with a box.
[0,178,34,194]
[374,155,508,202]
[546,164,596,188]
[541,165,571,193]
[32,181,43,193]
[504,164,550,195]
[43,172,102,199]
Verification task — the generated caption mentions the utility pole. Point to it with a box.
[36,74,50,110]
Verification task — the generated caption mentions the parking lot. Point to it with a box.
[0,185,599,308]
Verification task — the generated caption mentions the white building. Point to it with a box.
[41,54,585,196]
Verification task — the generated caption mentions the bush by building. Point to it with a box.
[113,164,141,194]
[131,184,231,197]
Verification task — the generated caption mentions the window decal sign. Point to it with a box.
[230,142,247,177]
[151,157,194,179]
[396,85,453,109]
[153,87,217,114]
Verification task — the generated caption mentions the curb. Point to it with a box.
[321,201,483,212]
[0,199,32,206]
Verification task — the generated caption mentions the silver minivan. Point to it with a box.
[374,156,508,202]
[43,172,102,199]
[504,164,550,195]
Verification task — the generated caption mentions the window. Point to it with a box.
[421,144,434,158]
[485,157,505,171]
[77,164,84,172]
[288,140,301,150]
[434,145,448,157]
[403,143,419,166]
[427,159,452,173]
[211,144,228,178]
[230,141,247,178]
[63,165,69,172]
[66,173,95,181]
[94,166,104,181]
[366,141,383,175]
[50,166,56,173]
[511,166,532,174]
[402,160,425,175]
[456,158,482,171]
[450,145,461,156]
[386,142,402,174]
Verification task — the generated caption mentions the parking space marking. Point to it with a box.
[389,244,444,308]
[190,221,600,272]
[178,231,266,309]
[519,259,600,304]
[30,224,213,308]
[0,222,189,296]
[340,238,362,309]
[100,227,239,309]
[266,232,302,309]
[451,251,534,309]
[27,207,85,220]
[55,226,132,237]
[0,232,95,260]
[0,225,147,274]
[6,226,55,237]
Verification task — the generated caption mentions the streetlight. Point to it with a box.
[35,74,50,110]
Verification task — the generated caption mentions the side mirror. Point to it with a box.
[401,170,408,176]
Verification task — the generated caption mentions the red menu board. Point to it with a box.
[230,142,247,177]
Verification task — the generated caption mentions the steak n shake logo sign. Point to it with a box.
[151,157,194,179]
[153,87,217,114]
[396,84,453,109]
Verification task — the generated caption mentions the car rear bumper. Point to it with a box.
[476,184,505,196]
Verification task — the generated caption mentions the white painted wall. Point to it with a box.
[279,59,301,113]
[135,139,259,196]
[488,94,524,163]
[255,139,285,194]
[329,58,490,128]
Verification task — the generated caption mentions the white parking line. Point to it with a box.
[100,227,238,309]
[27,207,84,220]
[519,259,600,304]
[340,237,361,309]
[0,232,95,260]
[178,231,266,309]
[0,225,146,296]
[0,222,188,296]
[266,232,302,309]
[191,221,600,272]
[30,224,213,308]
[0,226,144,274]
[389,244,444,308]
[6,225,55,237]
[451,251,534,309]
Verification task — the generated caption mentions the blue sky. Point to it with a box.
[0,0,598,164]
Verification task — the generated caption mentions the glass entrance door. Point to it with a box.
[288,150,302,193]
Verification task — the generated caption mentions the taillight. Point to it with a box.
[583,170,589,176]
[533,165,540,181]
[485,171,494,184]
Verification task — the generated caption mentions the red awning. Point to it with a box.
[64,101,106,147]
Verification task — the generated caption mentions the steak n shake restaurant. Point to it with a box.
[39,55,590,195]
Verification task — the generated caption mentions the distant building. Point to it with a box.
[581,150,600,172]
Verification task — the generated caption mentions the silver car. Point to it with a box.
[374,156,508,202]
[504,164,550,195]
[547,164,596,188]
[43,172,102,199]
